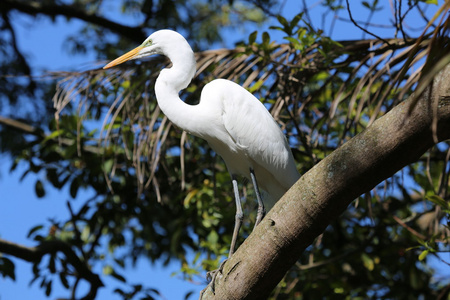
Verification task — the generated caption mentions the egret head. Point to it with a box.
[103,30,190,69]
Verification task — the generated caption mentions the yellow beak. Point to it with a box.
[103,46,144,69]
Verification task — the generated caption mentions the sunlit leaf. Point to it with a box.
[361,253,374,271]
[426,195,449,210]
[103,265,113,275]
[419,250,429,261]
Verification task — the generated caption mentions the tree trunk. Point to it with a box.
[201,65,450,299]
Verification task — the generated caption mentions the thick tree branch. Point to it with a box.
[2,0,147,43]
[0,238,103,300]
[202,66,450,299]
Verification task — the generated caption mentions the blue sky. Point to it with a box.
[1,1,448,299]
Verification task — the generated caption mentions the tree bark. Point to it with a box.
[201,65,450,299]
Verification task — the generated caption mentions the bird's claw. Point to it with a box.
[199,259,228,298]
[208,258,228,293]
[205,269,215,282]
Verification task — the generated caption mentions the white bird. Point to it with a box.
[104,29,299,287]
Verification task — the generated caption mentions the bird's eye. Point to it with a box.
[143,39,153,47]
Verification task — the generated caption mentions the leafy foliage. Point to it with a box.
[1,0,450,299]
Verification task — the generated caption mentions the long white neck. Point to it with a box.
[154,47,205,136]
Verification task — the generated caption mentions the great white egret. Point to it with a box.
[104,29,300,291]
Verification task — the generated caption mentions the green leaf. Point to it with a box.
[284,37,301,50]
[114,258,125,268]
[46,168,60,188]
[418,250,429,261]
[183,189,199,208]
[268,25,283,32]
[102,159,114,174]
[248,80,264,93]
[277,15,289,28]
[35,180,46,198]
[111,270,126,282]
[81,226,90,242]
[48,255,56,273]
[121,80,130,89]
[207,230,219,244]
[276,15,290,34]
[248,31,257,45]
[27,225,44,238]
[45,279,52,296]
[59,272,69,289]
[420,0,437,4]
[290,13,303,30]
[0,257,16,280]
[69,178,80,198]
[262,31,270,46]
[361,253,374,271]
[426,195,449,210]
[43,129,65,143]
[103,265,113,275]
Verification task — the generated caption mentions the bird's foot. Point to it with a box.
[254,207,266,229]
[199,259,228,298]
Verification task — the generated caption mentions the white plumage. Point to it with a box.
[104,29,299,259]
[199,79,299,209]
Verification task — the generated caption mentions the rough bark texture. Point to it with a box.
[201,66,450,299]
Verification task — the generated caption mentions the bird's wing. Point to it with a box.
[208,79,298,187]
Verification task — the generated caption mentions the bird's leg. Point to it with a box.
[203,175,243,296]
[229,175,244,256]
[250,168,265,229]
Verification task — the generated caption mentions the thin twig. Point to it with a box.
[345,0,392,46]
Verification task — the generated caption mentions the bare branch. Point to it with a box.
[345,0,391,46]
[2,0,147,43]
[0,116,42,135]
[0,238,103,300]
